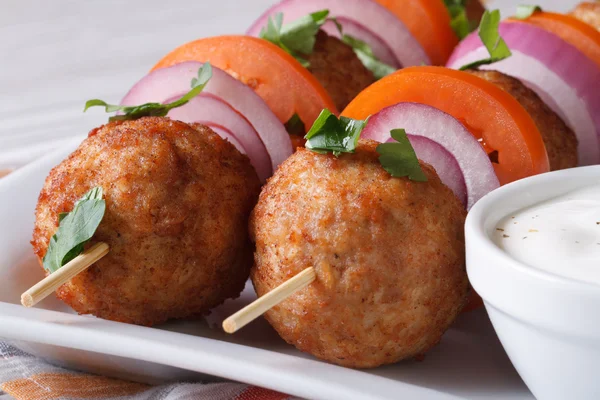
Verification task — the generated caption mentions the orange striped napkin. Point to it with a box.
[0,341,294,400]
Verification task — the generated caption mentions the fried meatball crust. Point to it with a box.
[306,30,376,112]
[250,141,468,368]
[32,117,260,326]
[467,69,578,170]
[571,2,600,31]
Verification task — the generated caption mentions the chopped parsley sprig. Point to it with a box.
[304,110,426,181]
[260,10,395,79]
[304,109,365,156]
[339,34,396,80]
[260,10,328,67]
[84,63,213,121]
[43,187,106,273]
[459,10,512,70]
[376,129,427,182]
[444,0,477,40]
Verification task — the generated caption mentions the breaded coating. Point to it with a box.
[250,141,468,368]
[571,2,600,31]
[307,30,376,112]
[32,117,260,326]
[468,70,578,171]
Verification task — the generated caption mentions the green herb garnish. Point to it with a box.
[285,113,306,135]
[340,35,396,80]
[304,109,365,156]
[84,63,213,121]
[515,5,542,20]
[459,10,512,70]
[304,110,426,181]
[260,11,329,67]
[376,129,427,182]
[43,187,106,273]
[444,0,477,40]
[260,10,395,79]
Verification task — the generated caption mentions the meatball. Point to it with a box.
[467,69,578,171]
[307,30,376,112]
[31,117,261,326]
[250,142,468,368]
[571,2,600,31]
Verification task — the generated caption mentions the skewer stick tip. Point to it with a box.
[222,267,316,334]
[222,319,237,334]
[21,293,33,308]
[20,242,109,308]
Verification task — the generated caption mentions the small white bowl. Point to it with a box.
[465,166,600,400]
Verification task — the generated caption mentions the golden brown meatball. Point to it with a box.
[250,141,468,368]
[467,69,578,171]
[32,117,260,326]
[306,30,376,112]
[571,2,600,31]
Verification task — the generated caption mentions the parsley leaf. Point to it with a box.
[84,63,213,121]
[515,5,542,20]
[304,111,427,182]
[304,109,365,156]
[445,0,473,39]
[260,10,395,78]
[280,10,329,55]
[260,11,329,67]
[340,34,396,79]
[285,113,306,135]
[43,187,106,273]
[459,10,512,70]
[376,129,427,182]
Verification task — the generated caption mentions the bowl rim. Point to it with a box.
[466,165,600,292]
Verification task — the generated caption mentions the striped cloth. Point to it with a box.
[0,342,295,400]
[0,167,297,400]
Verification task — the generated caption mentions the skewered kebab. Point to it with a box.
[25,66,261,326]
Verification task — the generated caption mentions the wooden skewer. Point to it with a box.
[21,242,110,308]
[223,267,316,334]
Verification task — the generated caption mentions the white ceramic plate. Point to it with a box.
[0,139,532,400]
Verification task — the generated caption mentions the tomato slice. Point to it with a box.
[342,67,550,184]
[510,12,600,68]
[152,36,338,130]
[374,0,458,65]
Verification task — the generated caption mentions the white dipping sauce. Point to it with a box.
[494,184,600,285]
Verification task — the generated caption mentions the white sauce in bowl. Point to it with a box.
[493,184,600,285]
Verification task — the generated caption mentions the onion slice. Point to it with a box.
[202,123,246,154]
[364,102,499,209]
[165,94,271,181]
[121,62,292,176]
[447,22,600,166]
[404,135,467,206]
[321,17,400,68]
[246,0,429,67]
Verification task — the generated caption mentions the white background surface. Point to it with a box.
[0,0,571,169]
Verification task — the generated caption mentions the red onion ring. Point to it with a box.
[246,0,429,67]
[447,22,600,166]
[364,102,499,209]
[121,62,292,178]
